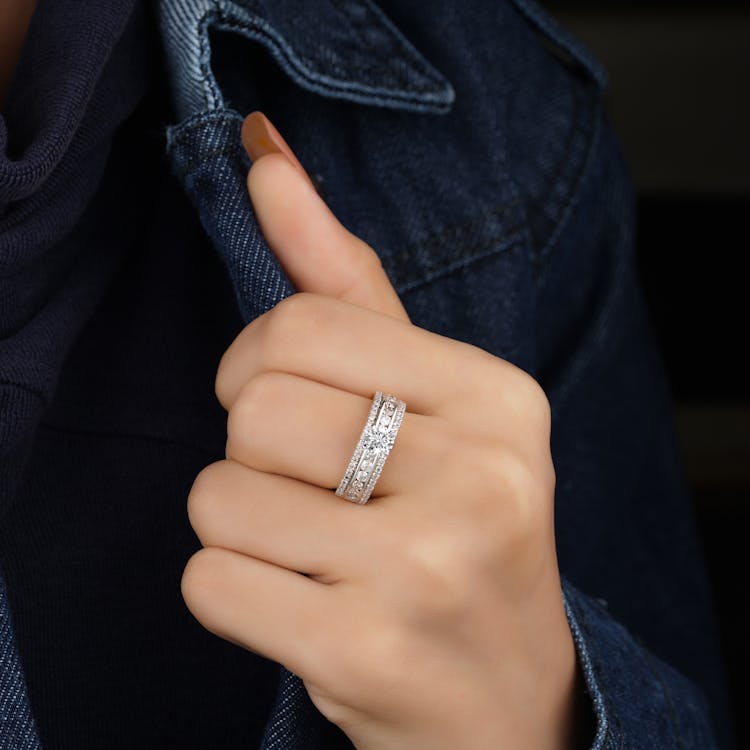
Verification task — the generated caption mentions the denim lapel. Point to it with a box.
[0,573,41,749]
[160,2,456,748]
[0,3,453,749]
[160,0,455,121]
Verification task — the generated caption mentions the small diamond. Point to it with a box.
[356,470,369,481]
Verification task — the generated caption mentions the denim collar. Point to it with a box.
[159,0,456,120]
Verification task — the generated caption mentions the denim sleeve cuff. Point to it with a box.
[560,577,718,749]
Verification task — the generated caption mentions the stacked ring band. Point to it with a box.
[335,391,406,504]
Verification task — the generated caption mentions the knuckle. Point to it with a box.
[213,293,333,411]
[180,546,225,614]
[485,360,552,433]
[186,460,229,535]
[214,351,230,408]
[333,240,386,301]
[243,297,300,375]
[214,318,266,410]
[497,448,537,500]
[264,292,322,347]
[214,346,241,412]
[495,452,547,554]
[237,370,286,413]
[516,371,552,430]
[459,436,516,500]
[213,326,260,411]
[272,289,312,319]
[225,372,285,455]
[398,528,479,622]
[354,237,386,274]
[459,440,546,553]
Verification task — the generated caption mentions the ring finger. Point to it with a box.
[225,370,446,497]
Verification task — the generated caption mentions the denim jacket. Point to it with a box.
[0,0,733,748]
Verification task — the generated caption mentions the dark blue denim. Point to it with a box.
[0,0,733,747]
[159,0,732,748]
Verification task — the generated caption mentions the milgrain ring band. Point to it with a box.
[335,391,406,504]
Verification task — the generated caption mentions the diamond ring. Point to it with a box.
[334,391,406,504]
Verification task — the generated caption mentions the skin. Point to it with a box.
[0,0,38,109]
[0,0,592,750]
[0,0,591,735]
[0,0,593,727]
[181,112,593,749]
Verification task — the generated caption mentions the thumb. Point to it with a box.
[240,111,410,323]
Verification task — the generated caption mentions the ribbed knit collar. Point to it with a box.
[0,0,149,266]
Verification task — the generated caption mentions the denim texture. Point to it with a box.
[0,574,40,750]
[160,0,456,120]
[155,0,732,748]
[0,0,733,747]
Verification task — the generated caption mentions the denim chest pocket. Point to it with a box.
[161,0,493,320]
[501,0,608,274]
[159,0,606,372]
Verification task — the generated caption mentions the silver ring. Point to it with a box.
[335,391,406,504]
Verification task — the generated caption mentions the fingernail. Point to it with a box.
[241,110,309,176]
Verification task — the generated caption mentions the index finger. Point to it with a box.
[214,292,491,415]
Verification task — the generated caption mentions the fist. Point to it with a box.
[180,111,582,750]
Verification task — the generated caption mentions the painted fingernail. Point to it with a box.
[241,110,308,175]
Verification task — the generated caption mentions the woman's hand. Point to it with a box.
[180,111,583,750]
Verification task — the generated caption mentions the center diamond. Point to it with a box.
[362,428,390,452]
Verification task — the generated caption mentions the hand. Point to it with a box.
[180,111,583,750]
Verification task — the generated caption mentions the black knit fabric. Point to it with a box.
[0,1,280,747]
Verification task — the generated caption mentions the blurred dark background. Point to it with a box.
[544,2,749,745]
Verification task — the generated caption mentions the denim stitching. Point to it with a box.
[221,16,444,98]
[542,129,630,411]
[167,110,245,147]
[388,197,525,260]
[327,0,438,91]
[533,105,603,288]
[563,585,623,749]
[169,118,528,294]
[193,6,450,112]
[394,230,524,295]
[171,121,524,251]
[171,142,527,294]
[166,180,526,294]
[527,80,602,278]
[181,146,524,292]
[198,9,224,111]
[528,78,588,229]
[508,0,608,90]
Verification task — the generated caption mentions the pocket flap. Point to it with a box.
[159,0,456,119]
